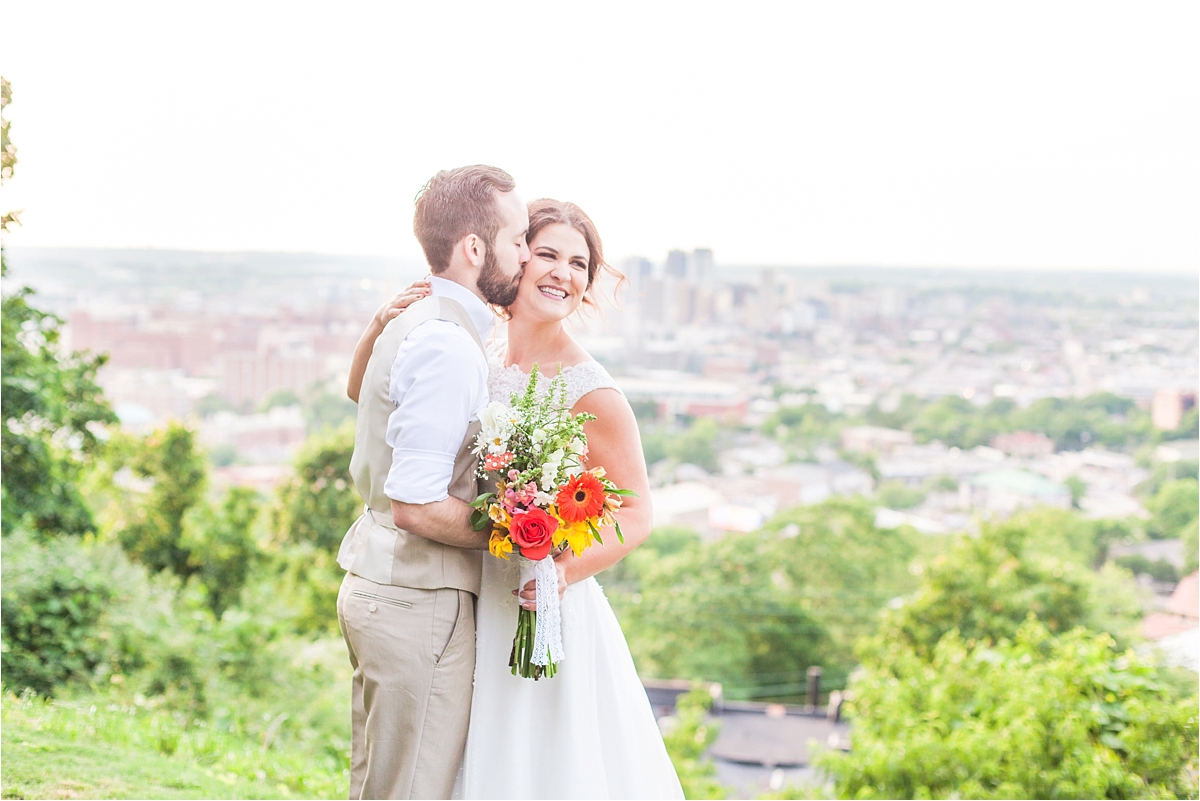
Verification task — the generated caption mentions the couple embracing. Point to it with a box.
[335,165,684,800]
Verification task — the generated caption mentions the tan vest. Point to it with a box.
[338,295,484,594]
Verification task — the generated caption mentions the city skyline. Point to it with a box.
[1,2,1197,272]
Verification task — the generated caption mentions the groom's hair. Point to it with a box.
[413,165,517,274]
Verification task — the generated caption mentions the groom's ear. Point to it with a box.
[461,234,486,269]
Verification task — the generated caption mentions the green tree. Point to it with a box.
[302,384,357,433]
[1013,393,1151,451]
[614,499,928,700]
[877,518,1092,658]
[876,480,925,509]
[661,686,728,800]
[619,526,827,694]
[911,395,1010,448]
[764,401,841,448]
[1065,475,1087,508]
[639,418,723,472]
[1169,407,1199,440]
[259,389,300,412]
[863,392,924,430]
[2,76,114,535]
[818,620,1198,799]
[1147,479,1199,541]
[270,423,359,632]
[272,422,359,552]
[768,499,930,672]
[183,486,262,617]
[1,260,117,536]
[114,423,208,578]
[1182,517,1198,575]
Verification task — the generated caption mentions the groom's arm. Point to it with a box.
[391,497,486,550]
[383,321,489,550]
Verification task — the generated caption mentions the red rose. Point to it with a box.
[509,507,558,561]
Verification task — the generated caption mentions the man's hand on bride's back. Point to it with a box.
[515,560,568,610]
[375,279,431,327]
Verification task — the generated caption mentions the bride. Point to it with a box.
[350,198,684,800]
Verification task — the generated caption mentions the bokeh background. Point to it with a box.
[2,2,1197,799]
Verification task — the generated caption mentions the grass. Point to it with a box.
[1,692,346,799]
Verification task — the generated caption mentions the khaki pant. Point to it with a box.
[337,573,476,800]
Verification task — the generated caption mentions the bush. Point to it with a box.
[613,499,928,701]
[114,422,208,579]
[271,422,358,553]
[182,486,263,617]
[269,423,358,634]
[1114,554,1180,584]
[881,516,1095,658]
[1148,478,1199,540]
[661,686,727,800]
[819,621,1199,799]
[1,261,117,537]
[1,531,162,696]
[639,419,722,473]
[876,480,925,509]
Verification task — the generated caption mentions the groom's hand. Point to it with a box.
[515,562,568,610]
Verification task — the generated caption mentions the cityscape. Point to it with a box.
[7,245,1196,538]
[4,243,1198,796]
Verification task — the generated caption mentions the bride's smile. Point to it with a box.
[510,222,591,322]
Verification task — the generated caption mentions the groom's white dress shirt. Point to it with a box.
[383,276,493,504]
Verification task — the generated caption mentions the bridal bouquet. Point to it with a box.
[470,366,631,679]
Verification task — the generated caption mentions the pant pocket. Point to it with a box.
[350,589,413,609]
[431,589,461,664]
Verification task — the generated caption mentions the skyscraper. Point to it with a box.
[692,248,714,286]
[665,249,689,280]
[620,256,655,295]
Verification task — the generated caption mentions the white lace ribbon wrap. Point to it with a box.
[519,556,564,666]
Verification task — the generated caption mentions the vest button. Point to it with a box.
[368,603,378,613]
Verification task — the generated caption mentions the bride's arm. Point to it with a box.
[556,388,654,585]
[346,280,431,402]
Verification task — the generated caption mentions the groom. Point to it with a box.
[336,165,530,799]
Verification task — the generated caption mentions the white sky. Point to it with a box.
[1,1,1197,271]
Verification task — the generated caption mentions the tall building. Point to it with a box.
[640,277,669,327]
[665,249,689,280]
[692,248,714,286]
[621,256,655,294]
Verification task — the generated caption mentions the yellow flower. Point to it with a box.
[559,519,594,557]
[489,531,513,560]
[488,504,512,529]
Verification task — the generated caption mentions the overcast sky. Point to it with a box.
[1,1,1197,272]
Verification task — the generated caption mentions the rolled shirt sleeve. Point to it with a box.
[383,319,489,504]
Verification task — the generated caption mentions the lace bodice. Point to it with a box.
[486,343,622,409]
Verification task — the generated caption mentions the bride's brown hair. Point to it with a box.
[524,199,623,313]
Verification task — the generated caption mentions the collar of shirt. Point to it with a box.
[428,275,497,342]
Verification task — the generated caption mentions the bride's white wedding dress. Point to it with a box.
[454,352,684,800]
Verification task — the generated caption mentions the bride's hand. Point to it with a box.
[374,279,431,327]
[515,561,568,610]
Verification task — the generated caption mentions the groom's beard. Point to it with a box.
[478,247,523,307]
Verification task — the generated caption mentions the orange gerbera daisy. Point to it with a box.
[555,472,606,523]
